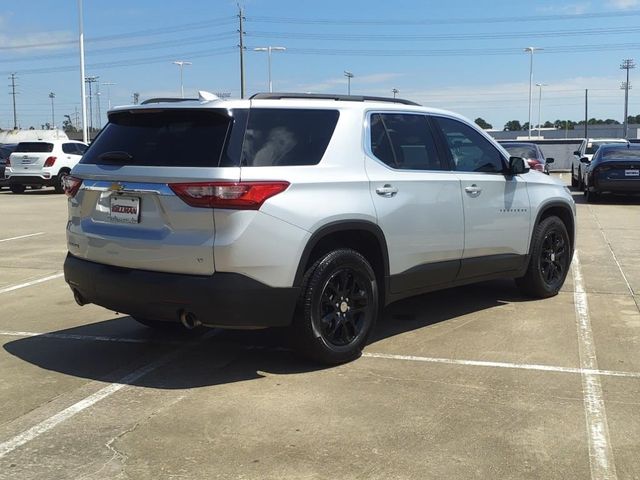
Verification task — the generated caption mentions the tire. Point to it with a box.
[10,184,26,194]
[577,168,583,190]
[571,168,578,188]
[291,248,379,364]
[54,170,70,194]
[516,216,571,299]
[585,188,598,203]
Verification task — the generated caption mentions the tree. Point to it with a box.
[474,117,493,129]
[503,120,522,131]
[63,117,77,134]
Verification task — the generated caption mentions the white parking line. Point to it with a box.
[572,251,618,480]
[0,273,64,295]
[0,330,217,459]
[0,232,45,243]
[362,352,640,379]
[0,330,184,346]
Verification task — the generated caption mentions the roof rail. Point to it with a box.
[140,97,198,105]
[250,92,421,106]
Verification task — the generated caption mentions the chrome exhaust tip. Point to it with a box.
[179,311,201,330]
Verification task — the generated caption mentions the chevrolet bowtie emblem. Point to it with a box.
[108,183,125,192]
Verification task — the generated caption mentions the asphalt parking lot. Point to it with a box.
[0,175,639,480]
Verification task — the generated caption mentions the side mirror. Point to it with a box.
[579,157,590,164]
[546,157,555,164]
[573,150,581,156]
[509,156,529,175]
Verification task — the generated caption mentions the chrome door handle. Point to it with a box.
[376,184,398,197]
[464,184,482,196]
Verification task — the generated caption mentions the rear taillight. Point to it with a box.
[62,175,82,198]
[44,156,57,167]
[169,181,290,209]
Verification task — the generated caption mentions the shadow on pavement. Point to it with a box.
[4,278,532,389]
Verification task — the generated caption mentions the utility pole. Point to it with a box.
[8,73,18,129]
[536,83,547,138]
[238,4,246,99]
[49,92,56,129]
[85,76,98,135]
[96,81,102,129]
[524,47,543,140]
[620,59,636,138]
[344,71,354,95]
[253,46,286,92]
[133,92,139,105]
[172,61,192,98]
[392,88,399,98]
[584,89,588,139]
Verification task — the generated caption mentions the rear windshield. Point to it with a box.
[80,109,234,167]
[602,148,640,160]
[503,145,538,159]
[241,108,339,166]
[14,142,53,153]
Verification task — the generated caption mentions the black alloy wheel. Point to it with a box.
[539,229,568,291]
[292,248,378,364]
[516,216,571,298]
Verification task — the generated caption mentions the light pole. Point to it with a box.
[172,60,192,98]
[392,88,399,99]
[77,0,88,142]
[536,83,547,138]
[49,92,55,129]
[344,71,354,95]
[524,47,543,139]
[254,46,286,93]
[103,82,116,110]
[620,59,635,138]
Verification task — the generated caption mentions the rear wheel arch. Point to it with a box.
[294,221,390,302]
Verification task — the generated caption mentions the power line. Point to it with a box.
[247,25,640,42]
[246,9,640,26]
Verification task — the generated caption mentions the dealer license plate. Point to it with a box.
[109,195,140,224]
[625,169,639,177]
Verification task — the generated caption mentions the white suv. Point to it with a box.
[63,92,576,364]
[7,140,88,193]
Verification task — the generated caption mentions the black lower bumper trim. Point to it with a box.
[64,254,299,328]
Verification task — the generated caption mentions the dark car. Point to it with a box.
[501,142,554,174]
[582,144,640,202]
[0,143,18,189]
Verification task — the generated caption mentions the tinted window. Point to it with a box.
[503,145,539,160]
[601,148,640,159]
[370,113,444,170]
[81,109,232,167]
[0,145,17,160]
[76,144,88,154]
[62,143,78,154]
[241,109,339,166]
[15,142,53,153]
[434,117,505,173]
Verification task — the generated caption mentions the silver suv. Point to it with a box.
[63,92,576,364]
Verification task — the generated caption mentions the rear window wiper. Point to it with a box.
[98,151,133,162]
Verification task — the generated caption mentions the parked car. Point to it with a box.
[0,143,17,189]
[63,92,576,364]
[501,142,553,174]
[6,140,88,193]
[571,138,628,189]
[582,144,640,202]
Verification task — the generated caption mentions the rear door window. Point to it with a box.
[241,109,339,166]
[80,109,234,167]
[15,142,53,153]
[369,113,445,170]
[62,143,78,154]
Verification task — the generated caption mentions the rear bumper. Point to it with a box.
[64,253,300,328]
[590,177,640,193]
[8,174,56,186]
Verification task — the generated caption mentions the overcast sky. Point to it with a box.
[1,0,639,130]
